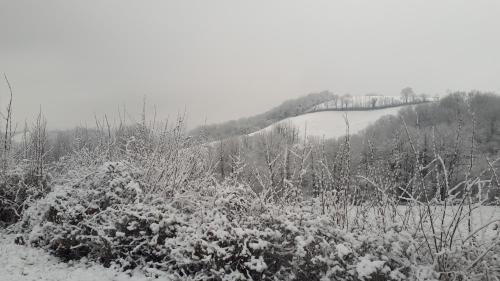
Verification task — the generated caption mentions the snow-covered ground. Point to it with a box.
[250,105,409,140]
[0,233,152,281]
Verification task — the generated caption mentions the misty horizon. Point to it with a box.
[2,0,500,130]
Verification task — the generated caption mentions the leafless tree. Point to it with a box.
[400,87,416,103]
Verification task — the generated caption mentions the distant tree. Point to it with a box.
[365,93,379,108]
[340,94,352,109]
[367,95,378,108]
[400,87,415,103]
[419,93,428,102]
[331,94,339,109]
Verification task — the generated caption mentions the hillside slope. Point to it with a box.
[250,105,409,140]
[190,91,334,140]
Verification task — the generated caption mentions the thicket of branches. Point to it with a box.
[212,91,500,199]
[209,91,500,279]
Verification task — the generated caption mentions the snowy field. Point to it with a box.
[0,233,152,281]
[250,105,409,140]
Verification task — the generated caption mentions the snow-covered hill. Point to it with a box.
[249,105,410,140]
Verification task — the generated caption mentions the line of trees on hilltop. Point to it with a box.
[309,87,437,112]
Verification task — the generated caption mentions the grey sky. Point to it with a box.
[1,0,500,129]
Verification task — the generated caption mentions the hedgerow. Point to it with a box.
[17,162,438,281]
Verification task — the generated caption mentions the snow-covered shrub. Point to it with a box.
[19,162,144,260]
[18,162,435,280]
[0,165,50,226]
[201,181,257,218]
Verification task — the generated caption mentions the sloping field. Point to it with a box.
[250,105,410,140]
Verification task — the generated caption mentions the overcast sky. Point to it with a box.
[1,0,500,129]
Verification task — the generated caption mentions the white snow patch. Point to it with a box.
[149,223,160,234]
[356,256,386,280]
[249,106,410,140]
[336,243,352,259]
[244,256,267,273]
[0,233,154,281]
[126,181,143,194]
[295,235,314,258]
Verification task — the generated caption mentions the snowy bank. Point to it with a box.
[0,233,152,281]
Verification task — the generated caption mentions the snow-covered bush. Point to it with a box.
[17,162,436,281]
[19,162,144,259]
[0,166,50,226]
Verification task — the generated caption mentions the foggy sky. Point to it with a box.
[1,0,500,129]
